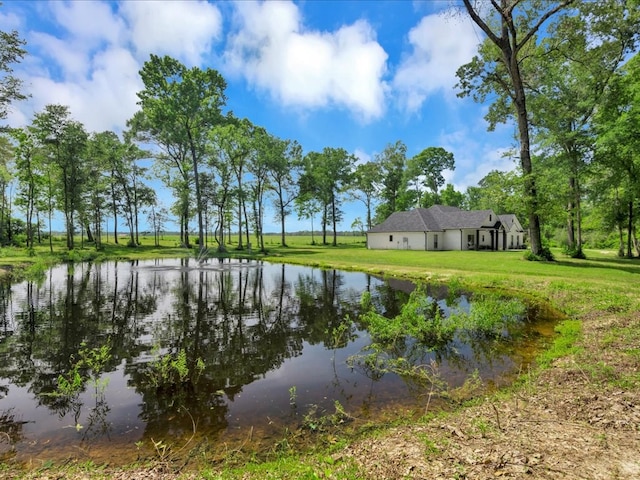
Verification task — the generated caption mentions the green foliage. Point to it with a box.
[360,285,456,346]
[406,146,455,205]
[146,348,205,389]
[0,27,27,120]
[301,400,353,433]
[562,244,587,259]
[536,320,582,368]
[55,341,112,398]
[451,294,527,338]
[523,245,555,261]
[360,287,526,347]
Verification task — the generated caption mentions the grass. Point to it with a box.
[2,234,640,478]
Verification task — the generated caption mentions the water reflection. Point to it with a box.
[0,259,556,464]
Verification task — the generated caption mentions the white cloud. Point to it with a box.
[23,47,142,133]
[30,32,91,80]
[50,1,126,48]
[9,0,225,133]
[223,1,388,122]
[440,127,518,192]
[120,0,223,66]
[353,148,372,166]
[393,12,479,112]
[0,9,22,30]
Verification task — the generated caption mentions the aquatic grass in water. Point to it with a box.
[451,294,527,338]
[354,287,528,385]
[359,286,525,348]
[359,287,457,347]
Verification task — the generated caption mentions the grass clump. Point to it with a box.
[536,319,582,368]
[452,293,527,338]
[359,286,456,347]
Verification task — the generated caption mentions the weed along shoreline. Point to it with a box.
[1,240,640,479]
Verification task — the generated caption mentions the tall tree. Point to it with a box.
[0,25,27,125]
[528,0,640,257]
[212,116,255,250]
[373,141,407,223]
[0,134,13,245]
[32,105,88,250]
[594,53,640,258]
[135,55,227,254]
[208,128,235,252]
[266,138,301,247]
[405,146,455,206]
[10,127,44,250]
[300,147,354,247]
[457,0,575,258]
[247,127,272,253]
[350,161,380,230]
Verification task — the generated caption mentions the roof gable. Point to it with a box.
[498,214,524,232]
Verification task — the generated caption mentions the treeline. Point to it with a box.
[1,1,639,258]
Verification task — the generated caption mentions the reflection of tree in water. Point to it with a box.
[0,262,158,420]
[127,260,309,439]
[0,408,28,460]
[349,285,533,395]
[294,268,362,347]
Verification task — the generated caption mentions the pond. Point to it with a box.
[0,258,558,465]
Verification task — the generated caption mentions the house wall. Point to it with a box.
[367,232,426,250]
[443,230,462,250]
[368,228,523,251]
[505,225,523,249]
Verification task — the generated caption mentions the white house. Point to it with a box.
[366,205,525,251]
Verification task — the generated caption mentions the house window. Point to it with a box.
[434,234,438,249]
[482,234,485,242]
[389,235,393,242]
[489,214,492,222]
[467,234,474,248]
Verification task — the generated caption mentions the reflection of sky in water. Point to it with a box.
[0,258,555,464]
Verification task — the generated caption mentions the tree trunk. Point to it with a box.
[237,196,244,250]
[111,177,118,244]
[331,194,337,247]
[243,197,250,249]
[186,127,204,253]
[627,200,633,258]
[322,204,328,245]
[511,58,543,256]
[566,177,576,249]
[280,199,287,247]
[217,206,226,253]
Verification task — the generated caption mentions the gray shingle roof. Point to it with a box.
[368,205,504,233]
[498,214,524,232]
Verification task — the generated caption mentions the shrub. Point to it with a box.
[524,245,555,261]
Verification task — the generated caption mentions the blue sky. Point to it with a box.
[1,0,518,234]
